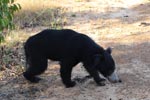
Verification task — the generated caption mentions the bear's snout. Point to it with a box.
[107,71,122,83]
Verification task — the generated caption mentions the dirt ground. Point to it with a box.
[0,0,150,100]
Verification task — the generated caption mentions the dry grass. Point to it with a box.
[0,30,28,79]
[14,0,68,29]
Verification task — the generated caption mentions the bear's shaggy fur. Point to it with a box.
[23,29,115,88]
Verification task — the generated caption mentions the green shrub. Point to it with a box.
[0,0,21,43]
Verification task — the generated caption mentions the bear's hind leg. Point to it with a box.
[23,73,42,83]
[23,57,48,83]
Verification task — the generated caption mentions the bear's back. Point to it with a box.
[24,29,103,61]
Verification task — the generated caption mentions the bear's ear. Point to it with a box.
[106,47,112,54]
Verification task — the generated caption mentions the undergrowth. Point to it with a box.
[0,0,67,80]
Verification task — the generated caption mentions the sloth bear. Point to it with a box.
[23,29,121,88]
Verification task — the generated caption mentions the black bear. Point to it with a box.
[23,29,121,88]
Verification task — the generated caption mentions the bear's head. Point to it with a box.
[94,47,121,83]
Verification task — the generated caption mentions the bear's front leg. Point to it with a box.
[85,66,106,86]
[60,62,76,88]
[91,72,106,86]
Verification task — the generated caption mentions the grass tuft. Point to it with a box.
[14,0,67,29]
